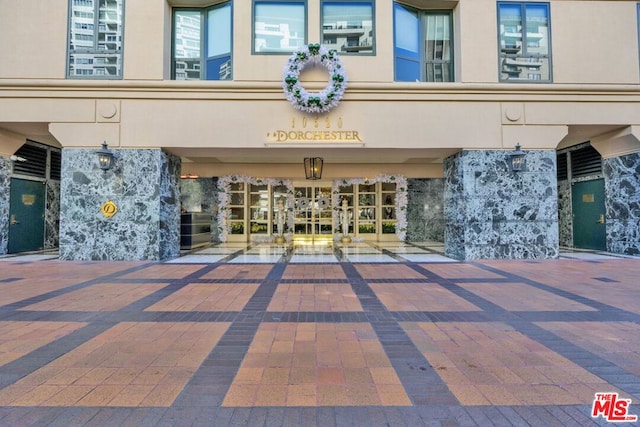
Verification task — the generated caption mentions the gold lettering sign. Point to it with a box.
[268,130,362,143]
[101,200,118,218]
[22,194,36,206]
[582,194,595,203]
[266,115,363,143]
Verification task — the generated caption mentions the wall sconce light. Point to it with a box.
[304,157,323,180]
[507,143,526,172]
[96,141,115,172]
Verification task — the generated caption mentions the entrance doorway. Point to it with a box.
[8,178,46,253]
[572,179,606,250]
[222,177,400,242]
[293,182,333,240]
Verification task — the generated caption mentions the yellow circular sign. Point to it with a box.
[101,200,118,218]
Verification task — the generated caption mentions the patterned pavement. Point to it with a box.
[0,242,638,426]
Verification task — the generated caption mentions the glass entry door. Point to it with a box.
[293,183,333,238]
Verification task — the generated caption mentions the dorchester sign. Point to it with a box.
[270,130,362,143]
[266,115,363,144]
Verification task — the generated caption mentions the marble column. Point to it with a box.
[407,179,445,242]
[0,155,11,255]
[45,180,61,249]
[59,148,181,261]
[603,152,640,255]
[443,149,559,260]
[557,179,572,247]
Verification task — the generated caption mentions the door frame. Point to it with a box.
[8,177,47,253]
[571,178,606,251]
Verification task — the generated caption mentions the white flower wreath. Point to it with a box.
[282,43,347,114]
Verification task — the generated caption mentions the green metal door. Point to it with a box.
[8,178,45,253]
[572,179,606,251]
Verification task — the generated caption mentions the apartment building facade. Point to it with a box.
[0,0,639,260]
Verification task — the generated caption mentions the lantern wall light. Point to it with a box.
[507,143,526,172]
[96,141,115,172]
[304,157,323,180]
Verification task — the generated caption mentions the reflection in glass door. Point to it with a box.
[293,183,333,238]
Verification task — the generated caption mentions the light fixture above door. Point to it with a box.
[304,157,323,180]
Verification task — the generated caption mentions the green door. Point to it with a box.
[572,179,606,251]
[8,178,45,253]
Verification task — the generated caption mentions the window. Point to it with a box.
[173,2,233,80]
[253,1,306,53]
[67,0,124,79]
[498,2,551,82]
[321,1,374,55]
[393,3,453,82]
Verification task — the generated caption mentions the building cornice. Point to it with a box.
[0,80,639,102]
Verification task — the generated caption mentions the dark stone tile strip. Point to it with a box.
[340,262,458,406]
[172,262,288,408]
[278,278,350,284]
[106,277,263,284]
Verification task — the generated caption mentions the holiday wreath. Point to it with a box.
[282,43,347,114]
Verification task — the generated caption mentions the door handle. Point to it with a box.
[10,215,19,225]
[596,214,605,224]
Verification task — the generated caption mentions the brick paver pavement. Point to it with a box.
[0,242,638,426]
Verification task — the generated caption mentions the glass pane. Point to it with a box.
[319,224,333,234]
[358,207,375,220]
[382,206,396,220]
[498,3,550,82]
[382,221,396,234]
[230,207,244,220]
[230,182,244,191]
[382,193,395,205]
[208,4,231,57]
[359,184,375,192]
[525,4,548,56]
[206,3,232,80]
[68,0,124,78]
[394,4,419,53]
[174,10,202,80]
[250,193,269,206]
[424,13,452,82]
[254,2,305,53]
[251,207,268,220]
[322,2,373,54]
[231,222,244,234]
[359,193,375,206]
[339,184,353,193]
[230,193,244,205]
[358,222,376,233]
[251,184,268,192]
[294,223,308,234]
[250,222,268,233]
